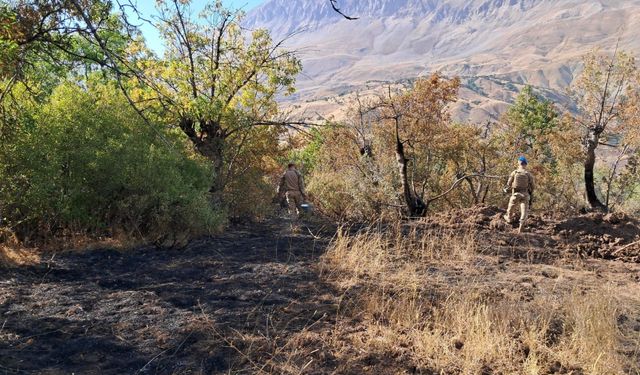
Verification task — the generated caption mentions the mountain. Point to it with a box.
[245,0,640,122]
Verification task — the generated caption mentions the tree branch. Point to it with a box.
[426,174,505,206]
[329,0,358,20]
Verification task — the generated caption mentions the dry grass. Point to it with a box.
[8,226,174,265]
[320,224,640,374]
[0,228,40,267]
[323,224,478,288]
[41,226,151,252]
[0,226,146,267]
[190,302,333,375]
[0,221,157,267]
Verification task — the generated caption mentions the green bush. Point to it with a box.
[0,81,223,245]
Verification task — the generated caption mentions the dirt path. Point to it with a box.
[0,219,337,374]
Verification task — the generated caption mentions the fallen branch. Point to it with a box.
[611,239,640,256]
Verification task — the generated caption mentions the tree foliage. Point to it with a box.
[0,79,222,244]
[302,73,638,220]
[124,0,301,214]
[0,0,303,245]
[146,0,300,124]
[0,0,134,84]
[500,86,583,210]
[571,50,640,210]
[305,75,513,220]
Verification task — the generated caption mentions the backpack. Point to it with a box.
[512,170,530,191]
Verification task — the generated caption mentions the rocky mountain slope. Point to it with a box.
[245,0,640,122]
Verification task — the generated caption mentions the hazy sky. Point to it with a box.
[128,0,266,53]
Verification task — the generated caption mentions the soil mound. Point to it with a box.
[554,212,640,262]
[421,206,640,263]
[421,205,549,232]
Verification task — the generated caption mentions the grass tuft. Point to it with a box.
[320,224,639,374]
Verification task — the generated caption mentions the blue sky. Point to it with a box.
[126,0,266,53]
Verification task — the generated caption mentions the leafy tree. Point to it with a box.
[571,50,640,210]
[376,74,461,216]
[306,75,506,219]
[286,128,325,175]
[127,0,301,208]
[0,4,19,79]
[306,123,399,221]
[1,0,302,230]
[0,1,133,84]
[500,86,583,210]
[504,85,558,153]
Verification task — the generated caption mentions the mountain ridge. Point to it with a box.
[245,0,640,122]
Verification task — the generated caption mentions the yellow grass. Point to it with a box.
[320,224,640,374]
[0,228,40,267]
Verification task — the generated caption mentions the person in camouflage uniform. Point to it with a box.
[278,163,307,221]
[503,156,535,233]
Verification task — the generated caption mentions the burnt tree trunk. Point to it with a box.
[396,138,425,217]
[584,131,606,210]
[464,177,479,204]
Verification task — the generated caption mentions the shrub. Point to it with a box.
[0,81,223,246]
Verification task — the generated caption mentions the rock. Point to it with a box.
[540,269,558,279]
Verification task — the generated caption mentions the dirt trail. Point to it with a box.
[0,219,337,374]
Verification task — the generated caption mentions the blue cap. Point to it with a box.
[518,156,528,164]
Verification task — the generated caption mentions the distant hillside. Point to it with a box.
[245,0,640,122]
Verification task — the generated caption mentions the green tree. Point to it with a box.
[504,86,558,154]
[500,87,583,210]
[0,80,221,244]
[129,0,301,207]
[0,1,132,84]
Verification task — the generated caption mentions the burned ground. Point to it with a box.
[1,219,337,374]
[1,208,639,374]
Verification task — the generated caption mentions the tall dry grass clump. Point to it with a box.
[0,228,39,267]
[324,223,477,286]
[321,224,639,374]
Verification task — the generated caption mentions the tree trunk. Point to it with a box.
[584,131,606,210]
[178,117,227,207]
[195,136,226,206]
[202,138,225,193]
[464,177,479,204]
[396,139,425,217]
